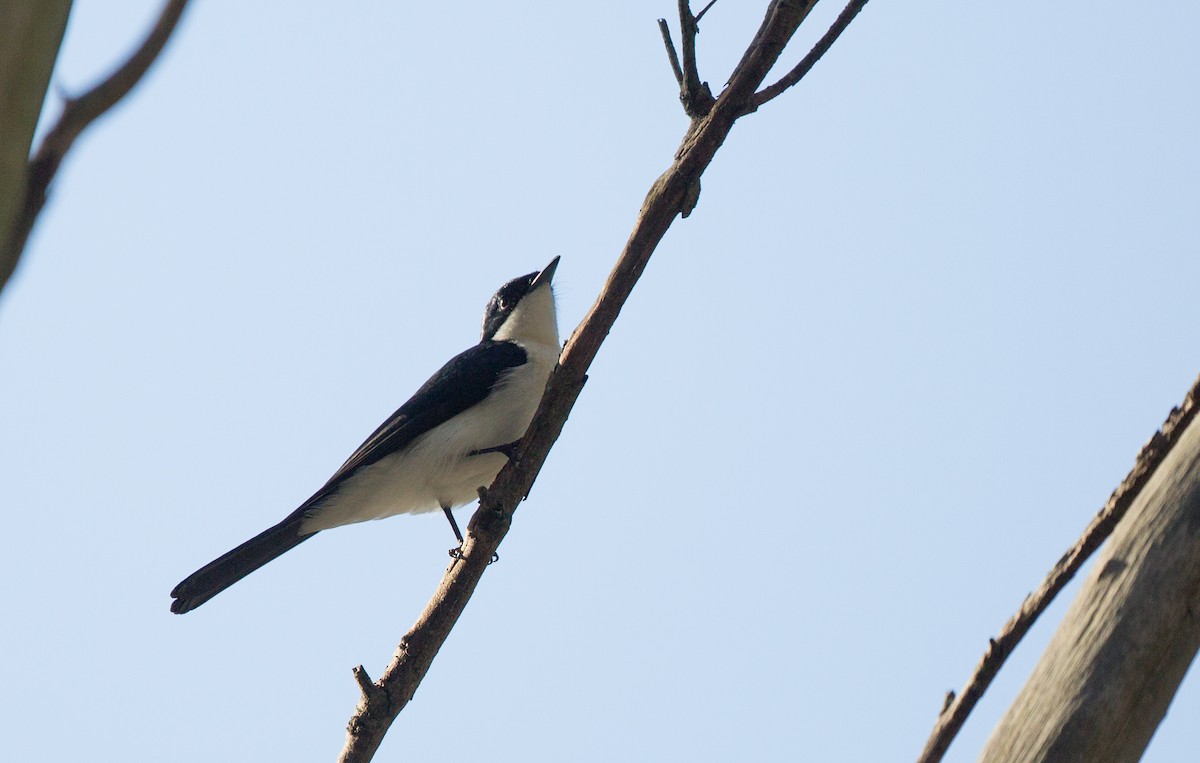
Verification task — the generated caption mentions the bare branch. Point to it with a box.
[916,374,1200,763]
[743,0,871,116]
[694,0,720,25]
[658,19,685,88]
[659,2,715,118]
[336,2,869,758]
[0,0,191,297]
[676,0,713,116]
[351,666,375,699]
[723,3,790,91]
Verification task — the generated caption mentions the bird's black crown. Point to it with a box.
[481,271,539,341]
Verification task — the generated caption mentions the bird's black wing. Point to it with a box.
[314,339,528,492]
[169,340,528,614]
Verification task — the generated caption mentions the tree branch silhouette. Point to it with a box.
[0,0,190,299]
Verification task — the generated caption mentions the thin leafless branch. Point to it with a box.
[658,18,685,88]
[336,1,869,759]
[694,0,720,25]
[0,0,190,297]
[743,0,871,116]
[916,373,1200,763]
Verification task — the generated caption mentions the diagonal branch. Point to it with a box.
[742,0,871,116]
[0,0,191,298]
[916,373,1200,763]
[336,1,870,759]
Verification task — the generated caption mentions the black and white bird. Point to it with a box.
[170,257,561,614]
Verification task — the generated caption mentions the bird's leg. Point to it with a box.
[468,440,521,460]
[443,504,499,565]
[461,442,517,560]
[444,505,466,559]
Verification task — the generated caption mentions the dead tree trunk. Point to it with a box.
[980,412,1200,762]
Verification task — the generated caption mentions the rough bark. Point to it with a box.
[919,377,1200,762]
[979,407,1200,762]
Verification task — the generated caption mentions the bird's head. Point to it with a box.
[481,256,560,349]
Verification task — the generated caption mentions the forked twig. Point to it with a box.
[658,1,716,118]
[676,0,712,116]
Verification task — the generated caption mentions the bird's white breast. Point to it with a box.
[300,340,558,532]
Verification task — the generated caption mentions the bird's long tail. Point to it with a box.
[170,514,315,614]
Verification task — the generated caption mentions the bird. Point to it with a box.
[170,257,561,614]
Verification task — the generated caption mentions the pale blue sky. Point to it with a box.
[3,2,1199,761]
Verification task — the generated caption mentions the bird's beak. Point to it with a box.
[530,256,560,291]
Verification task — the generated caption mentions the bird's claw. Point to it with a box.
[447,546,500,564]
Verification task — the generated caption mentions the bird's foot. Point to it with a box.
[447,546,500,564]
